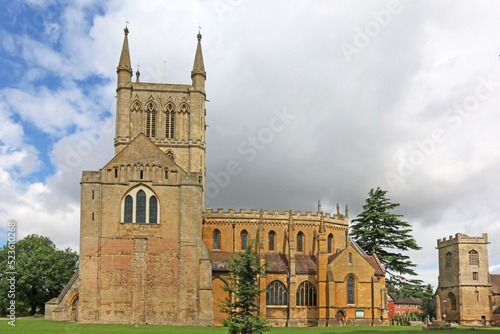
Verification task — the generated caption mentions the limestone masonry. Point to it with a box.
[45,27,389,327]
[435,233,500,326]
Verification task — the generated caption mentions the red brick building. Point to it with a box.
[388,293,421,320]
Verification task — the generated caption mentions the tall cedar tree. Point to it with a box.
[220,238,269,334]
[0,234,78,315]
[350,187,423,294]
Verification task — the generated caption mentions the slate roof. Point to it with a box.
[388,292,421,305]
[209,251,233,272]
[491,274,500,294]
[295,254,317,274]
[265,253,288,273]
[209,251,317,274]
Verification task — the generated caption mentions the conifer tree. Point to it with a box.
[220,238,269,334]
[350,187,422,292]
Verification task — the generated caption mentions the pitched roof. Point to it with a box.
[388,292,421,305]
[209,251,317,275]
[265,253,288,273]
[209,251,232,272]
[102,133,183,171]
[365,254,385,276]
[491,274,500,294]
[295,254,317,274]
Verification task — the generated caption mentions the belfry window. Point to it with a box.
[165,103,175,139]
[328,233,333,253]
[296,281,316,306]
[241,230,248,250]
[146,102,156,138]
[121,186,159,224]
[446,252,452,268]
[266,280,287,306]
[268,231,275,251]
[297,232,304,252]
[469,250,478,266]
[347,276,355,304]
[213,229,221,250]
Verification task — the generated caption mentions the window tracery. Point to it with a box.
[296,281,316,306]
[146,102,156,138]
[121,186,159,224]
[165,103,175,139]
[266,280,287,306]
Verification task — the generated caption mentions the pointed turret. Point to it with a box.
[115,26,133,155]
[117,26,132,87]
[191,31,206,91]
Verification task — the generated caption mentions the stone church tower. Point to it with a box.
[436,233,493,326]
[74,27,213,325]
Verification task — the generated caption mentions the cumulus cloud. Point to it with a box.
[1,0,500,287]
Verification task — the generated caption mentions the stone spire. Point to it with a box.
[118,27,132,73]
[117,26,132,87]
[191,31,206,90]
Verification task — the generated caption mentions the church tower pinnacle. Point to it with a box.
[191,31,206,91]
[117,26,132,87]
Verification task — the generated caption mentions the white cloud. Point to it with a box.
[1,0,500,284]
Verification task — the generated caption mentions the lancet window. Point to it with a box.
[146,102,156,138]
[165,103,175,139]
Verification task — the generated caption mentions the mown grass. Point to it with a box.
[2,318,500,333]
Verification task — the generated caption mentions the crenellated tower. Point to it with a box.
[436,233,493,326]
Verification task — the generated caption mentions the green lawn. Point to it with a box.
[2,318,500,333]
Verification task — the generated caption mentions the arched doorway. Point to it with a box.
[212,277,229,326]
[70,295,79,322]
[336,310,346,326]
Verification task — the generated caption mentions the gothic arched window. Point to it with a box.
[136,190,146,223]
[149,196,157,224]
[297,232,304,252]
[446,252,452,268]
[146,102,156,138]
[213,229,221,250]
[328,233,333,253]
[124,195,133,223]
[469,250,478,266]
[179,103,189,113]
[347,276,355,304]
[266,280,287,306]
[296,281,316,306]
[448,292,457,311]
[121,186,159,224]
[241,230,248,250]
[165,103,175,139]
[268,231,275,251]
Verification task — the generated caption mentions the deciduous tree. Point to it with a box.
[0,234,78,315]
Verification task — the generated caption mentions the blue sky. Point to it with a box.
[1,0,500,287]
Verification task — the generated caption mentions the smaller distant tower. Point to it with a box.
[436,233,492,326]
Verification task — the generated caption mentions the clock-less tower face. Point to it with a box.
[114,29,206,177]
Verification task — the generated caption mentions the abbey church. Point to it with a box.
[45,28,389,327]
